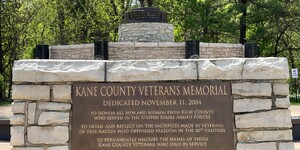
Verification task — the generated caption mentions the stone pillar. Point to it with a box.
[118,23,174,42]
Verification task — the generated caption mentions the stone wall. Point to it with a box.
[50,42,244,60]
[118,23,174,42]
[11,58,294,150]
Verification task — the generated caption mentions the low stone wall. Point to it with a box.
[11,58,294,150]
[50,42,244,60]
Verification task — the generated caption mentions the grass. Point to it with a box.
[290,94,300,105]
[0,100,12,107]
[291,102,300,105]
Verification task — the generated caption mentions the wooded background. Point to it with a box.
[0,0,299,100]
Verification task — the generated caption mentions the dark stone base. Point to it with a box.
[0,120,10,141]
[293,119,300,141]
[123,7,167,23]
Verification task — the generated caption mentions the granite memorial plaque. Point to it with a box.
[123,7,167,23]
[72,82,234,150]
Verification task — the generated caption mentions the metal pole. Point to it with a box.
[296,78,298,102]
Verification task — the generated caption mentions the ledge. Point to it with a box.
[50,42,243,49]
[13,58,289,82]
[13,60,105,82]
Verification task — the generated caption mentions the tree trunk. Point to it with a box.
[239,0,247,44]
[288,48,296,68]
[57,2,67,45]
[8,63,13,100]
[77,0,88,43]
[0,0,4,100]
[202,7,209,41]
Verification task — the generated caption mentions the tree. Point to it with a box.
[0,0,38,100]
[156,0,240,42]
[239,0,247,44]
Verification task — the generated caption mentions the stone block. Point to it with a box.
[110,42,135,48]
[13,60,105,82]
[237,143,276,150]
[53,85,71,100]
[198,59,244,79]
[39,102,71,111]
[10,114,25,125]
[28,103,36,125]
[51,45,69,50]
[234,98,272,113]
[10,126,25,146]
[47,146,68,150]
[275,97,290,108]
[235,110,292,128]
[27,126,69,144]
[107,60,197,82]
[158,42,184,47]
[208,43,230,48]
[223,43,244,48]
[232,82,272,97]
[12,85,50,100]
[242,58,289,79]
[118,23,174,42]
[273,83,289,96]
[135,42,159,47]
[237,130,293,142]
[38,112,69,125]
[12,148,44,150]
[12,102,25,114]
[279,142,295,150]
[69,44,92,49]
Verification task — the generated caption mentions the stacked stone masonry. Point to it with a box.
[50,42,244,60]
[11,58,294,150]
[118,23,175,42]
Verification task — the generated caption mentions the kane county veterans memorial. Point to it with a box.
[72,82,233,150]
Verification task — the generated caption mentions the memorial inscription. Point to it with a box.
[123,8,167,23]
[129,11,163,21]
[72,82,234,150]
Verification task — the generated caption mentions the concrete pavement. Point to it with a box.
[0,140,11,150]
[0,106,12,119]
[291,105,300,117]
[295,143,300,150]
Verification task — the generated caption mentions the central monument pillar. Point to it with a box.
[118,0,174,42]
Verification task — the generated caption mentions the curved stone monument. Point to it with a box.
[119,0,174,42]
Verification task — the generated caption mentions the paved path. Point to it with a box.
[0,140,11,150]
[295,142,300,150]
[0,106,12,119]
[0,106,11,150]
[291,105,300,117]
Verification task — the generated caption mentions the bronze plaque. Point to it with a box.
[129,11,162,20]
[72,82,233,150]
[123,7,168,23]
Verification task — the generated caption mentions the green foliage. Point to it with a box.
[156,0,240,42]
[0,100,12,106]
[290,93,300,104]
